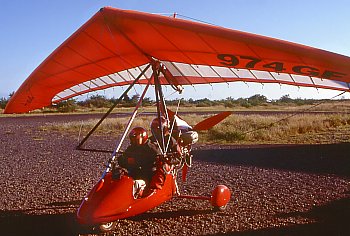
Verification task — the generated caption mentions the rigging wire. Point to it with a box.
[166,98,182,153]
[77,120,84,143]
[151,12,218,27]
[242,91,347,135]
[78,81,93,142]
[175,14,219,27]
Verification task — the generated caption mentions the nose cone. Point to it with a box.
[77,173,134,225]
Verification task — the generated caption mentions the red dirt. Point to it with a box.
[0,114,349,236]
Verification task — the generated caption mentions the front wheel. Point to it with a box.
[98,221,116,232]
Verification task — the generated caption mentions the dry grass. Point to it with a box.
[42,113,350,144]
[202,113,350,144]
[43,116,153,136]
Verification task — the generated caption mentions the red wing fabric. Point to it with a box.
[5,7,350,113]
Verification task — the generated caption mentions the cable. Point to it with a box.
[175,14,219,27]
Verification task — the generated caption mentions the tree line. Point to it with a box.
[1,92,334,112]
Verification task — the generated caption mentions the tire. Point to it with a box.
[98,221,116,232]
[213,204,227,212]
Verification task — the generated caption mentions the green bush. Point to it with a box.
[0,97,7,109]
[56,99,77,113]
[0,92,14,109]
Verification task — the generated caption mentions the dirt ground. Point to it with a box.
[0,114,349,236]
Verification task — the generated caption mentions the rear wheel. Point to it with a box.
[98,221,116,232]
[213,204,227,211]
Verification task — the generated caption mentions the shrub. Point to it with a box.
[0,97,7,109]
[56,99,77,113]
[79,95,112,108]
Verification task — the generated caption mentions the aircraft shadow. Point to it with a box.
[0,200,91,236]
[193,142,350,177]
[0,210,83,236]
[208,197,350,236]
[0,204,214,236]
[129,208,214,221]
[1,194,349,236]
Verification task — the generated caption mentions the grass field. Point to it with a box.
[41,111,350,145]
[3,99,350,144]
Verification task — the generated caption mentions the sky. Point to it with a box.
[1,0,350,101]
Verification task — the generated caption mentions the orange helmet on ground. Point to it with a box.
[129,127,148,145]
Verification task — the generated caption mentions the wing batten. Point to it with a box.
[50,62,350,104]
[51,64,153,103]
[164,61,194,86]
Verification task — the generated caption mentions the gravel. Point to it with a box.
[0,114,349,236]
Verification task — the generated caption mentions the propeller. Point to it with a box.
[193,111,232,131]
[167,109,232,131]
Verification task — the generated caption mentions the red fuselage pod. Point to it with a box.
[210,185,231,207]
[77,172,177,225]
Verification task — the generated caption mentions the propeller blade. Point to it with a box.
[193,111,232,131]
[166,108,177,120]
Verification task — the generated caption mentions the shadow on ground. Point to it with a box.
[0,200,92,236]
[0,210,82,236]
[212,197,350,236]
[1,197,349,236]
[129,208,214,221]
[194,143,350,177]
[0,207,215,236]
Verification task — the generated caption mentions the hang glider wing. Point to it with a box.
[5,7,350,113]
